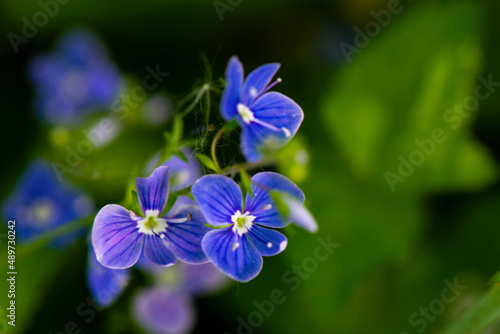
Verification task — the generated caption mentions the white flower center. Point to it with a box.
[137,210,168,235]
[237,103,255,124]
[231,210,256,236]
[30,198,55,226]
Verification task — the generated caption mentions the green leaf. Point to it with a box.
[321,1,496,193]
[195,153,218,172]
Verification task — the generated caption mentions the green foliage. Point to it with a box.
[322,2,497,193]
[195,153,219,172]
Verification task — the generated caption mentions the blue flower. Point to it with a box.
[132,262,227,334]
[221,56,304,162]
[91,166,209,269]
[86,244,130,307]
[191,172,308,282]
[28,28,122,125]
[1,159,94,248]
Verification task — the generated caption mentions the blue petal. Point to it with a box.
[240,126,263,162]
[132,287,195,334]
[87,246,130,307]
[91,204,144,269]
[202,227,263,282]
[191,175,242,226]
[243,172,303,228]
[248,225,288,256]
[252,92,304,134]
[240,92,304,162]
[144,234,177,266]
[221,56,244,121]
[250,172,305,201]
[161,196,210,264]
[283,196,318,233]
[242,63,280,105]
[136,166,170,214]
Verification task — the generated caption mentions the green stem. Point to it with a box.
[169,185,192,198]
[219,158,275,176]
[179,85,208,119]
[211,124,228,171]
[19,215,94,251]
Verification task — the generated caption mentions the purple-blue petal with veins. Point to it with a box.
[135,166,170,214]
[240,125,267,162]
[144,234,177,266]
[191,175,242,226]
[221,56,244,121]
[242,62,280,105]
[250,172,305,202]
[133,287,195,334]
[245,172,304,228]
[91,204,144,269]
[252,91,303,137]
[202,227,263,282]
[160,196,210,264]
[239,92,302,162]
[247,225,288,256]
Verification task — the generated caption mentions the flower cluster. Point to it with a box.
[91,56,317,284]
[5,33,318,333]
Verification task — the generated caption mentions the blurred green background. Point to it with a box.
[1,0,500,333]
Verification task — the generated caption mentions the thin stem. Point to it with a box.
[204,84,211,129]
[20,215,94,251]
[169,185,193,198]
[179,85,207,119]
[211,124,228,171]
[219,158,275,176]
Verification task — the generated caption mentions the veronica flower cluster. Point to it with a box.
[5,30,318,333]
[92,56,317,285]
